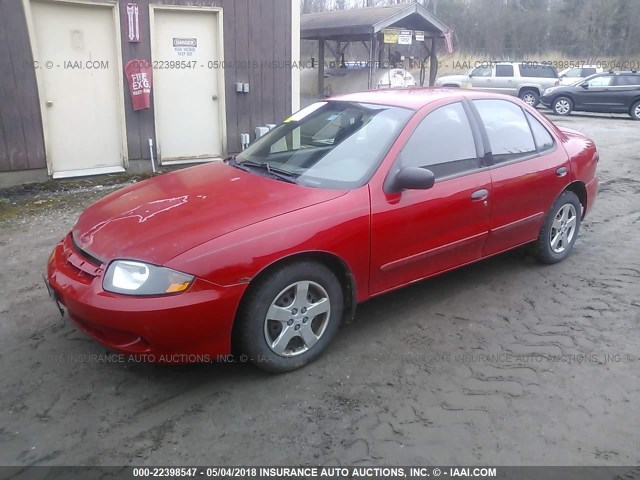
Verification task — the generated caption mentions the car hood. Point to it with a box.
[72,162,346,265]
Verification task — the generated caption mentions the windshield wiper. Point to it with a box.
[232,159,298,184]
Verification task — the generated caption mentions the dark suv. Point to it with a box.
[540,71,640,120]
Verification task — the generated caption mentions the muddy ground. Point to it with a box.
[0,112,638,467]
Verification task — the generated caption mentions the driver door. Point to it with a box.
[369,101,491,295]
[574,75,614,110]
[469,65,495,92]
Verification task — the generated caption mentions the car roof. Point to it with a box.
[592,70,639,76]
[330,87,504,110]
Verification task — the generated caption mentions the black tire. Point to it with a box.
[519,89,540,107]
[533,190,582,264]
[630,100,640,120]
[552,96,573,116]
[236,261,343,373]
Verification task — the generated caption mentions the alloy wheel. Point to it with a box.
[554,99,571,115]
[263,281,331,357]
[549,204,577,253]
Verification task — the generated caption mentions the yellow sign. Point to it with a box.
[383,28,399,44]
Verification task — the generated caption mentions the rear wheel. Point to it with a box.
[533,191,582,264]
[236,261,343,372]
[519,89,540,107]
[630,100,640,120]
[552,96,573,116]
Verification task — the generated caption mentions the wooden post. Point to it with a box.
[317,39,325,97]
[368,31,376,89]
[429,37,438,86]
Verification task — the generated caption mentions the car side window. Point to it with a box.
[586,75,612,87]
[399,102,480,179]
[496,65,514,77]
[471,66,492,77]
[614,75,640,86]
[525,112,554,153]
[473,99,536,163]
[520,65,557,78]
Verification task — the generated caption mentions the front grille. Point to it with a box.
[62,234,104,279]
[70,233,104,266]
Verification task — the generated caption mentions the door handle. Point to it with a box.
[556,166,568,177]
[471,189,489,201]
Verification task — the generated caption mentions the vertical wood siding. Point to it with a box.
[0,1,46,173]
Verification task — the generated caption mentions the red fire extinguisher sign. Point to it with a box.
[125,60,153,111]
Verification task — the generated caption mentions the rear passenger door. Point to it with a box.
[575,75,614,109]
[493,64,517,95]
[611,75,640,110]
[470,99,571,256]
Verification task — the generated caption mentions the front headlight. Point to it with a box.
[103,260,194,296]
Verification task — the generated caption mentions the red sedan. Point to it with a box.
[46,89,598,372]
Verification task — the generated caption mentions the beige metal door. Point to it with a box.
[31,0,124,178]
[152,9,223,163]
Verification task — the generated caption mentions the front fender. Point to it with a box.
[164,188,372,302]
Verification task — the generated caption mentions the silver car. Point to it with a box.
[435,62,559,107]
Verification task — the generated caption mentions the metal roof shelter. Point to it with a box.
[301,2,451,96]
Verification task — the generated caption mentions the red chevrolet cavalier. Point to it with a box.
[46,89,598,372]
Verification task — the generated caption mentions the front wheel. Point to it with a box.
[552,96,573,116]
[236,261,344,372]
[630,100,640,120]
[519,89,540,107]
[533,190,582,264]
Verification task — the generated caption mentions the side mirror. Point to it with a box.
[581,83,589,89]
[388,167,435,193]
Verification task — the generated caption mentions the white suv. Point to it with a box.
[558,65,604,85]
[435,62,560,107]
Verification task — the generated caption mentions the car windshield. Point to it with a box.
[234,101,414,189]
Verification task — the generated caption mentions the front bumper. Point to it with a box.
[46,234,247,361]
[539,94,553,107]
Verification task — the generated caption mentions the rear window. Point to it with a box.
[581,67,597,76]
[519,64,558,78]
[525,112,554,153]
[614,75,640,86]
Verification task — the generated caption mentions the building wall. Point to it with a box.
[0,0,295,182]
[0,1,46,174]
[121,0,294,159]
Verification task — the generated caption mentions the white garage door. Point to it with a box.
[30,0,125,178]
[151,8,224,163]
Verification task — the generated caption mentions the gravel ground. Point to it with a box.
[0,112,638,467]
